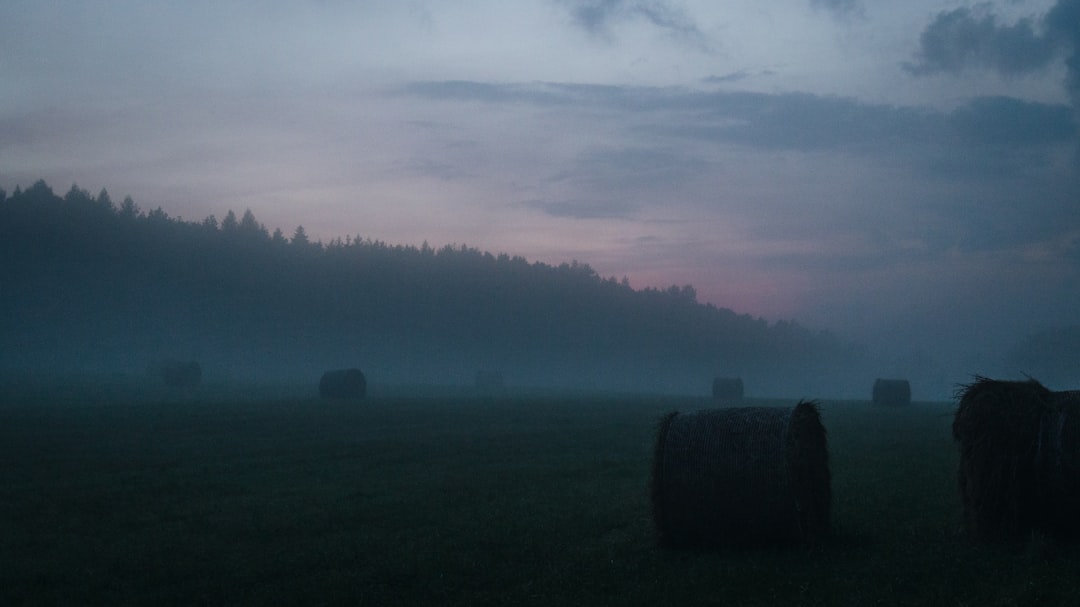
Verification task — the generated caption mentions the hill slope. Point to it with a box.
[0,180,861,396]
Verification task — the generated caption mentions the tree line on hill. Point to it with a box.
[1,179,873,395]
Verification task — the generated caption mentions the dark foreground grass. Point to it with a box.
[2,388,1079,606]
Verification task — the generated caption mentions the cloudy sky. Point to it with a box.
[3,0,1079,379]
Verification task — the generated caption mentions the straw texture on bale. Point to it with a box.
[650,401,831,549]
[872,378,911,406]
[953,376,1080,542]
[319,368,367,399]
[711,377,745,402]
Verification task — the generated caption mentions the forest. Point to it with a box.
[2,179,874,396]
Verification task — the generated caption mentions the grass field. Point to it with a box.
[2,385,1079,606]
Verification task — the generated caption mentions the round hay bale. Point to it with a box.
[650,401,831,549]
[711,377,744,402]
[1042,389,1080,538]
[872,378,910,406]
[157,360,201,388]
[953,376,1080,542]
[319,368,367,399]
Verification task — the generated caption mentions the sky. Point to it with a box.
[2,0,1079,385]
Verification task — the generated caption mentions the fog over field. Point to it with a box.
[0,182,860,399]
[4,180,1079,401]
[2,1,1079,397]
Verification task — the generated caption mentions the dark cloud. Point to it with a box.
[521,198,638,219]
[1069,233,1080,262]
[906,0,1080,107]
[1045,0,1080,48]
[948,95,1077,145]
[809,0,865,20]
[633,2,705,40]
[403,80,1079,251]
[905,6,1055,76]
[562,0,623,34]
[703,69,776,84]
[651,91,942,151]
[403,80,1077,155]
[393,157,472,181]
[554,0,711,49]
[552,146,709,186]
[704,70,752,84]
[401,80,574,105]
[402,79,695,112]
[400,79,1079,265]
[1044,0,1080,101]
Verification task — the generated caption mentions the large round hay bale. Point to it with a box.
[953,376,1080,542]
[872,378,910,406]
[711,377,744,402]
[158,360,201,388]
[650,401,831,548]
[319,368,367,399]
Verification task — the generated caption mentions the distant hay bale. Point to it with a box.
[872,378,911,406]
[711,377,745,402]
[319,368,367,399]
[156,360,201,388]
[953,376,1080,542]
[650,401,831,549]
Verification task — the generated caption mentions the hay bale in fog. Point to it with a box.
[319,368,367,399]
[156,360,201,388]
[650,401,831,549]
[711,377,745,402]
[475,370,505,395]
[953,376,1080,542]
[872,378,911,406]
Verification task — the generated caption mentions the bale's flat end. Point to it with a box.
[650,411,679,547]
[650,402,831,549]
[788,400,831,543]
[952,376,1080,543]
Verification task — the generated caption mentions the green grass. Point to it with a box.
[2,389,1079,606]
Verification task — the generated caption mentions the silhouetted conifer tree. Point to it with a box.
[65,184,93,206]
[146,207,168,222]
[97,188,114,212]
[119,195,139,218]
[25,179,54,202]
[239,209,268,239]
[292,225,309,247]
[221,210,239,232]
